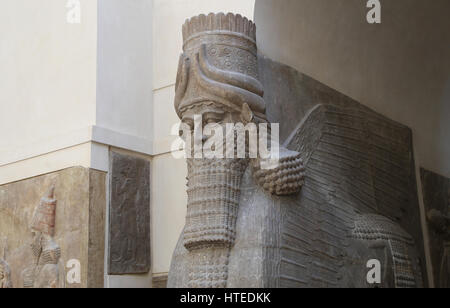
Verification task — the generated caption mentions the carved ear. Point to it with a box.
[175,54,190,118]
[241,103,254,124]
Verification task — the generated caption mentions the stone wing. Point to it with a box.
[277,103,425,287]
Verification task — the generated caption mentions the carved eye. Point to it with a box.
[204,113,224,126]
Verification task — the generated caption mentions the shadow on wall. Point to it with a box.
[254,0,450,178]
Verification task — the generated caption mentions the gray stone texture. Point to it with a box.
[169,13,305,288]
[169,13,427,288]
[108,151,151,275]
[421,169,450,288]
[233,59,427,287]
[173,98,427,287]
[260,57,427,279]
[0,167,106,288]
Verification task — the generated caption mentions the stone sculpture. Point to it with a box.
[108,152,151,275]
[421,169,450,288]
[169,13,304,288]
[0,260,12,288]
[22,186,62,288]
[0,238,12,288]
[168,13,425,288]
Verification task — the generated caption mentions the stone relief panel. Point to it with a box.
[108,152,151,275]
[421,169,450,288]
[168,13,426,288]
[0,167,106,288]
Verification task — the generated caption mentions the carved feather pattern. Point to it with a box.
[281,104,423,287]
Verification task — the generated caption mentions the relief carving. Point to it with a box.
[21,186,62,288]
[0,168,106,288]
[0,238,12,288]
[427,209,450,237]
[352,214,422,288]
[108,152,151,275]
[422,169,450,287]
[0,260,12,288]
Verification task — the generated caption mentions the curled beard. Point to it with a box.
[183,158,248,251]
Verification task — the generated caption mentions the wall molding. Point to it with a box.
[0,125,154,168]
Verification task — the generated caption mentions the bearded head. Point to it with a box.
[29,186,61,265]
[174,13,304,252]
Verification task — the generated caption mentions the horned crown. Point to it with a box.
[182,13,257,44]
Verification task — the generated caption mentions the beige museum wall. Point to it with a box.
[97,0,153,144]
[0,0,154,186]
[254,0,450,179]
[0,0,98,166]
[151,153,187,275]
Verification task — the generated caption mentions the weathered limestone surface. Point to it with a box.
[421,169,450,288]
[0,239,12,288]
[168,13,304,288]
[0,167,106,288]
[0,260,12,288]
[108,152,151,275]
[88,170,107,288]
[168,13,427,288]
[22,186,62,288]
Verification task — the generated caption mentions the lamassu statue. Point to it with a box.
[168,13,426,288]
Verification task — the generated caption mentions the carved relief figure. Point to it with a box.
[422,169,450,288]
[169,13,425,288]
[0,239,12,288]
[351,214,422,287]
[108,152,151,275]
[22,186,62,288]
[0,260,12,288]
[426,187,450,287]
